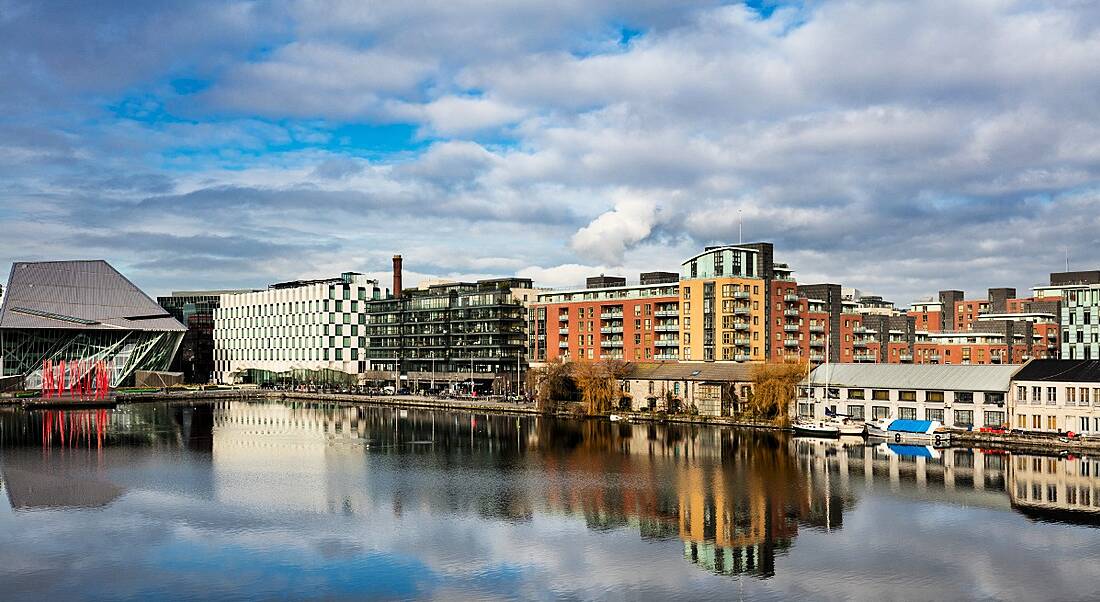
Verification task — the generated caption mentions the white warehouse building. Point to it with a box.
[800,364,1018,429]
[212,272,381,384]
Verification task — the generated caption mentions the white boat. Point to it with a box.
[833,418,866,437]
[865,419,951,445]
[609,414,627,422]
[793,420,840,438]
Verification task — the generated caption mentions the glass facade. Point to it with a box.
[1,328,183,388]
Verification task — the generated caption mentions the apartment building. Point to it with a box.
[212,272,381,384]
[1041,271,1100,360]
[679,243,779,362]
[528,274,679,364]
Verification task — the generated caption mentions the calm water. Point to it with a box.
[0,402,1098,600]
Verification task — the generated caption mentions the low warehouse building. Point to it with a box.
[801,364,1017,428]
[622,362,755,416]
[1009,359,1100,434]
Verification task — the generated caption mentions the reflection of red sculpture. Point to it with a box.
[41,408,109,449]
[40,358,112,400]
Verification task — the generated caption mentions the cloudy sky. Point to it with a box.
[2,0,1099,302]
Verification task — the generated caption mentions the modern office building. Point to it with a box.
[0,260,185,388]
[365,257,532,393]
[159,290,257,384]
[528,275,680,364]
[212,272,382,385]
[1041,271,1100,360]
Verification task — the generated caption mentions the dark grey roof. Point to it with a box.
[626,361,756,382]
[0,260,185,332]
[1013,359,1100,383]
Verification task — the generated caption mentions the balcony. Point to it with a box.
[854,326,870,334]
[783,339,800,348]
[558,328,569,335]
[783,324,800,333]
[734,354,752,362]
[854,353,877,363]
[783,309,800,317]
[558,314,569,322]
[655,353,679,361]
[783,294,800,302]
[929,354,941,362]
[734,307,751,316]
[853,340,869,348]
[733,291,751,300]
[899,353,914,362]
[809,338,825,348]
[655,323,678,332]
[655,339,679,347]
[600,326,624,334]
[558,341,569,348]
[734,337,750,346]
[600,339,624,348]
[809,324,825,334]
[655,309,679,317]
[734,322,750,331]
[809,353,826,362]
[600,312,624,319]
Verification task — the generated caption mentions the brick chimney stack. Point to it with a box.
[392,255,403,299]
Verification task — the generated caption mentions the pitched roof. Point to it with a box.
[0,260,185,332]
[806,363,1020,392]
[1013,359,1100,383]
[626,361,757,382]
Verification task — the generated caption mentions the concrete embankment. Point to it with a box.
[952,430,1100,455]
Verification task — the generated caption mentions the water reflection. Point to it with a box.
[2,401,1100,599]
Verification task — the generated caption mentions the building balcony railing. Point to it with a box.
[929,354,941,361]
[600,339,624,348]
[809,353,825,362]
[734,307,751,316]
[655,353,679,361]
[783,324,800,333]
[783,339,800,347]
[734,337,750,346]
[734,354,752,362]
[655,324,678,332]
[854,326,870,334]
[734,323,750,331]
[600,326,624,334]
[655,339,678,347]
[558,328,569,335]
[600,312,624,319]
[899,353,914,362]
[655,309,679,317]
[733,291,751,300]
[809,325,825,334]
[783,309,800,317]
[558,314,569,322]
[809,338,825,348]
[558,341,569,348]
[783,294,800,302]
[853,340,869,348]
[854,353,877,362]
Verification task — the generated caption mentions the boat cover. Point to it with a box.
[886,443,934,458]
[887,419,934,434]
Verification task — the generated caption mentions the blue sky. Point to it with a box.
[1,0,1099,301]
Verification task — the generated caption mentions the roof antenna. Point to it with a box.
[1066,247,1070,272]
[738,209,743,244]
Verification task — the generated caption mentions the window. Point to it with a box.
[1047,387,1057,404]
[1068,387,1077,405]
[898,407,916,420]
[848,388,865,400]
[984,411,1005,427]
[798,403,814,418]
[1048,415,1058,430]
[986,392,1005,405]
[926,408,945,422]
[899,390,916,402]
[954,410,973,428]
[872,390,889,401]
[953,391,972,404]
[847,405,865,420]
[872,406,890,420]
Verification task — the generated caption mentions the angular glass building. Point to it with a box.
[0,260,186,389]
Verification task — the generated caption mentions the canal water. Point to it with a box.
[0,401,1097,601]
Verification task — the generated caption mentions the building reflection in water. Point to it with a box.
[8,400,1100,581]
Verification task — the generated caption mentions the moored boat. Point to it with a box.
[793,420,841,438]
[866,419,950,445]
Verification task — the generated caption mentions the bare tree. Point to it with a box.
[749,362,806,425]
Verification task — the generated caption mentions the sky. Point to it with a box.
[1,0,1099,304]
